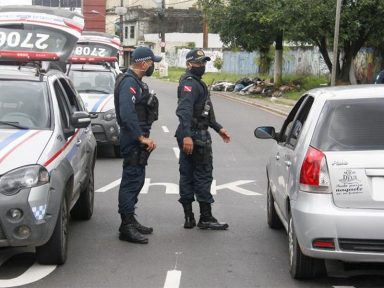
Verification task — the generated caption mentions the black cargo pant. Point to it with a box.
[118,140,150,216]
[176,130,214,205]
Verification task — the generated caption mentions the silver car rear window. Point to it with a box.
[0,80,50,129]
[311,98,384,151]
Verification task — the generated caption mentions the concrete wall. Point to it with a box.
[218,47,382,83]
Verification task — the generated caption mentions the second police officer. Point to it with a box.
[175,48,231,230]
[114,46,161,244]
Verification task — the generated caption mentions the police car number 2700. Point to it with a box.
[0,31,49,50]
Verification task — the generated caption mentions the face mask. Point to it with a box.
[145,63,155,77]
[190,65,205,77]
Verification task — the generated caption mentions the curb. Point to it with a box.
[211,92,292,117]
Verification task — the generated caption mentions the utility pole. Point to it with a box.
[158,0,168,77]
[160,0,165,53]
[120,0,124,44]
[331,0,342,86]
[202,9,208,49]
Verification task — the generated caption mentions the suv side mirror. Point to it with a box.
[254,126,276,139]
[71,111,91,128]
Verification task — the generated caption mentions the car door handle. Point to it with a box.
[76,139,82,146]
[275,154,280,160]
[284,160,292,167]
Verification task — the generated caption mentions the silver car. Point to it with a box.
[255,85,384,279]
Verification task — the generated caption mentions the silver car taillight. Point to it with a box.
[299,146,330,193]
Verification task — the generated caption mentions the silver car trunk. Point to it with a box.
[326,151,384,209]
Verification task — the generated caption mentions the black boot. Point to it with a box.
[182,203,196,229]
[130,215,153,234]
[197,202,228,230]
[119,214,148,244]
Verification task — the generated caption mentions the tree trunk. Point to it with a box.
[317,36,333,73]
[259,48,271,75]
[338,44,354,84]
[274,32,283,86]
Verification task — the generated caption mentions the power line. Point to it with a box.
[165,0,196,7]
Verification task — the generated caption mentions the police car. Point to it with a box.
[0,6,97,265]
[68,32,122,157]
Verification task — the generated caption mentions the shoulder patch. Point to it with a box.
[183,85,192,92]
[129,87,137,94]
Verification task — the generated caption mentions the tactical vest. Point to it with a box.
[178,73,211,130]
[114,73,159,127]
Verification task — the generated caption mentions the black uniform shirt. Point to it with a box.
[118,69,150,141]
[176,71,222,139]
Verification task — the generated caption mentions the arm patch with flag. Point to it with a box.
[183,85,192,92]
[129,87,137,94]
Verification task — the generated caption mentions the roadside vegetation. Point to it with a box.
[154,67,329,100]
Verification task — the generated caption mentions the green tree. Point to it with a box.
[284,0,384,83]
[200,0,285,83]
[213,56,224,70]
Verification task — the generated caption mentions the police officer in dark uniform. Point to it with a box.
[175,48,231,230]
[114,46,161,244]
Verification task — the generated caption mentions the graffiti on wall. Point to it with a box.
[163,46,382,81]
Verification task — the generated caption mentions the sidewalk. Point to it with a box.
[211,91,295,116]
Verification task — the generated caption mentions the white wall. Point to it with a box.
[107,0,198,10]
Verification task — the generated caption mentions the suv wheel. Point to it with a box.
[288,213,326,279]
[36,198,68,265]
[267,183,283,229]
[70,164,95,220]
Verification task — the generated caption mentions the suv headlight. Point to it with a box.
[104,109,116,121]
[0,165,50,196]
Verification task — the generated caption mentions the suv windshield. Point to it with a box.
[311,98,384,151]
[0,81,50,129]
[69,70,115,94]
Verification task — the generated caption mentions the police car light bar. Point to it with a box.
[0,51,59,61]
[0,6,84,62]
[69,56,117,63]
[69,31,122,64]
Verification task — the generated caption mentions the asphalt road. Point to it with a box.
[1,78,384,288]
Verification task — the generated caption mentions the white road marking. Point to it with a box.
[95,178,121,193]
[96,178,260,196]
[216,180,261,196]
[162,126,170,133]
[173,147,180,159]
[0,262,56,287]
[141,179,179,194]
[163,270,181,288]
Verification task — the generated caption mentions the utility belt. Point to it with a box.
[191,117,209,131]
[125,133,152,166]
[191,129,212,164]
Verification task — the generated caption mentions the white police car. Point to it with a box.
[0,6,97,265]
[68,32,122,157]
